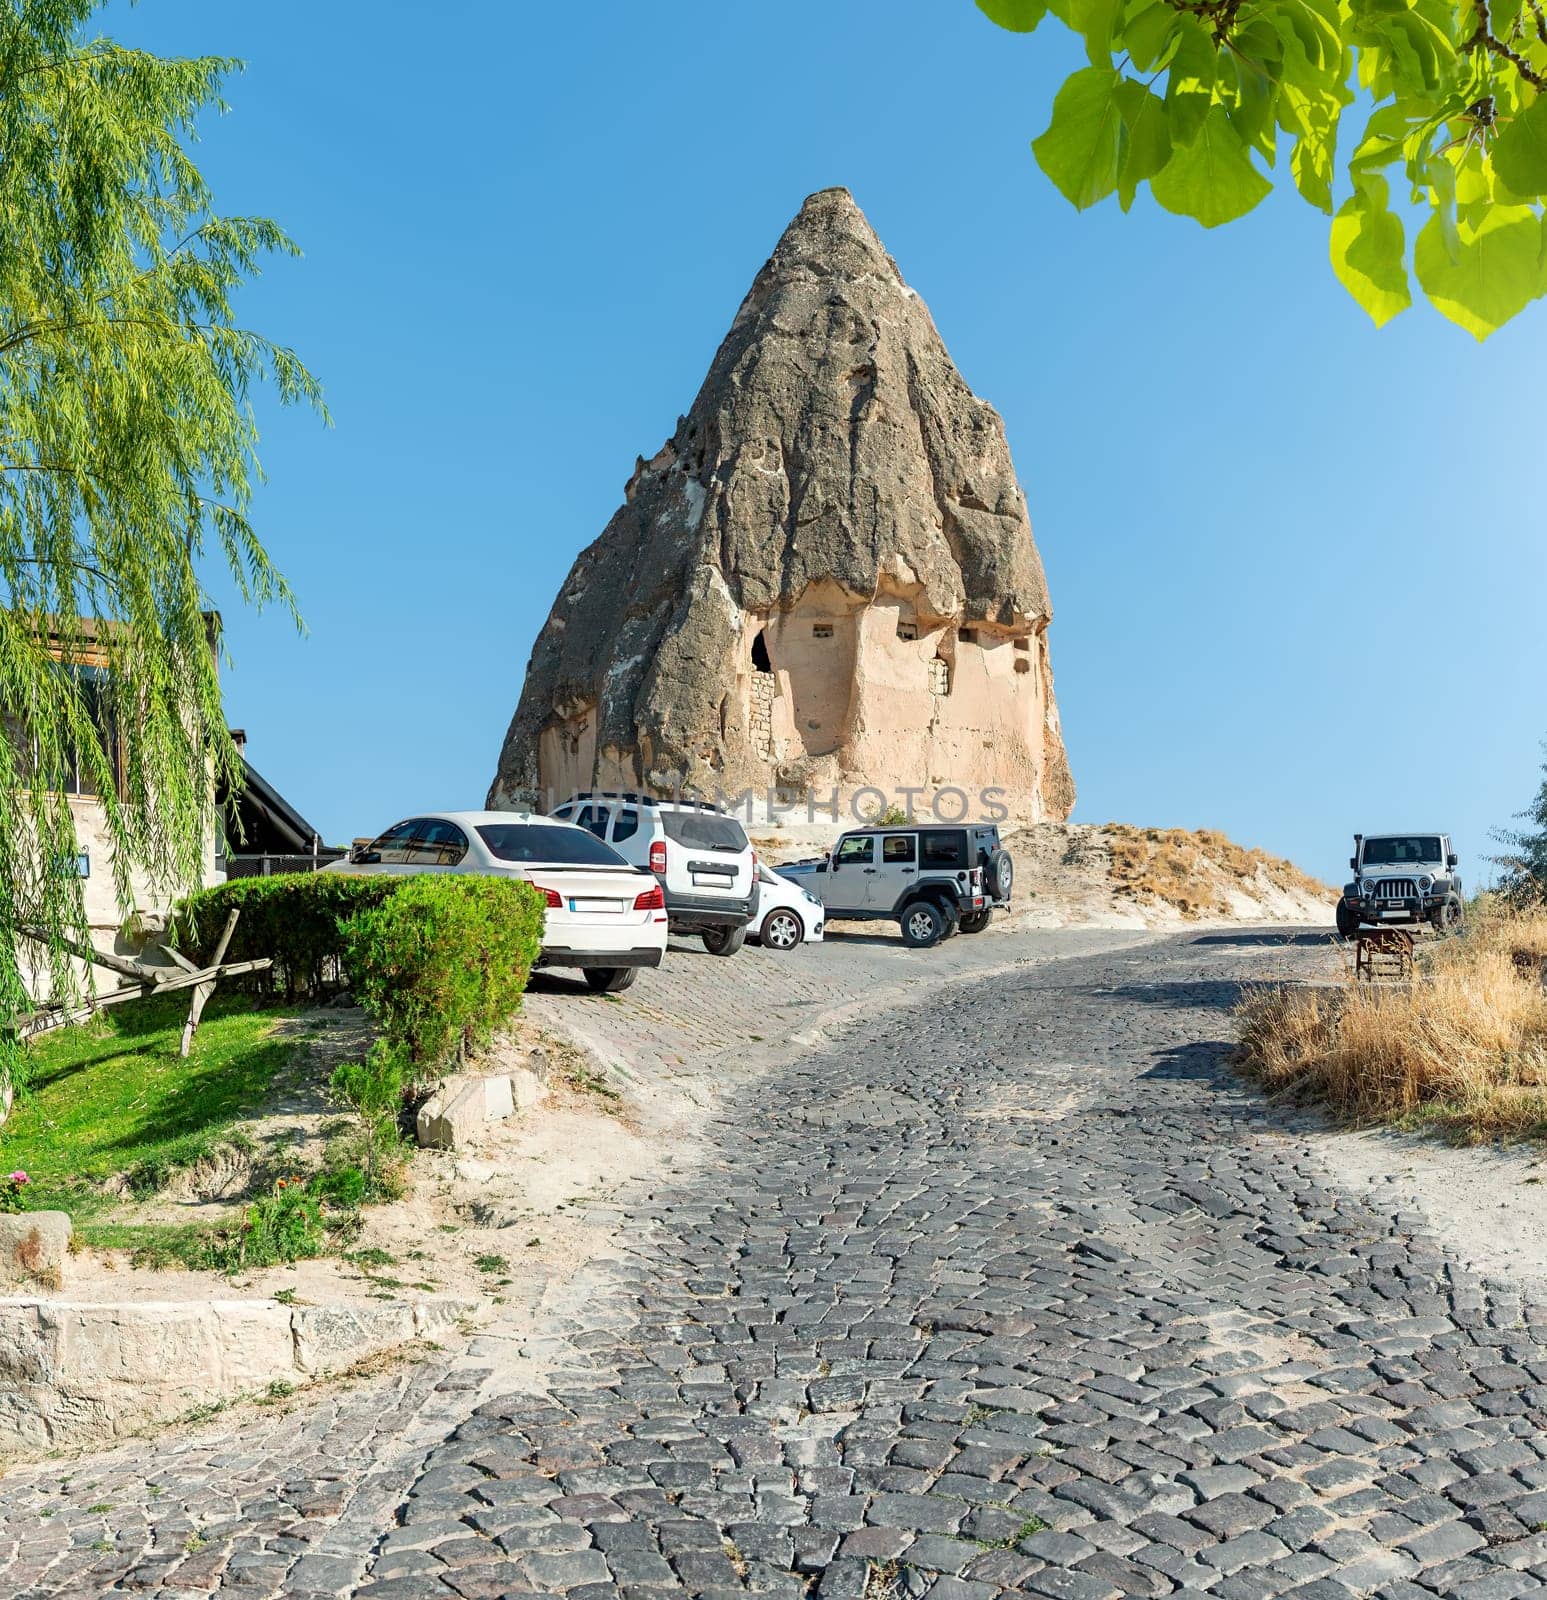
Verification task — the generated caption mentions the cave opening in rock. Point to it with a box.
[751,629,772,673]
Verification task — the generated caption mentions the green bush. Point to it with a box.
[175,873,401,999]
[327,1050,409,1202]
[200,1177,325,1272]
[342,875,544,1076]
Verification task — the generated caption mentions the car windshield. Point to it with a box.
[1362,836,1442,866]
[476,823,628,867]
[659,810,748,852]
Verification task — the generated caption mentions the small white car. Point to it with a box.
[326,809,667,992]
[747,863,825,951]
[552,792,758,956]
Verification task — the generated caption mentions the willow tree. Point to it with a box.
[975,0,1547,336]
[0,1,322,1093]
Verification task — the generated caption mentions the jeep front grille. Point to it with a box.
[1374,878,1417,901]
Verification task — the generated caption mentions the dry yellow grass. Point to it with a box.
[1237,907,1547,1140]
[1104,825,1332,918]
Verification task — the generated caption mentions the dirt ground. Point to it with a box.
[61,1012,688,1320]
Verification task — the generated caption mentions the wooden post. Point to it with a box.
[179,908,240,1059]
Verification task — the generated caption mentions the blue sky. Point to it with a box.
[107,0,1547,885]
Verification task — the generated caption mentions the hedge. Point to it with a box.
[174,871,546,1078]
[343,875,544,1073]
[174,873,399,999]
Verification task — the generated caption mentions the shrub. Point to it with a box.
[342,875,544,1076]
[310,1158,368,1209]
[175,873,400,999]
[327,1050,409,1202]
[199,1176,325,1272]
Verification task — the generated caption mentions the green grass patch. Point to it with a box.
[0,991,298,1221]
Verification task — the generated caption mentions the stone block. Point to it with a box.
[0,1210,70,1289]
[417,1072,520,1149]
[508,1063,547,1114]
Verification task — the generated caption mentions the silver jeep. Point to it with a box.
[1337,832,1464,938]
[781,823,1014,948]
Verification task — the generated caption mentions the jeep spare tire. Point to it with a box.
[900,900,948,949]
[985,848,1014,902]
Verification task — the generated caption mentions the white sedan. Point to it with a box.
[747,863,825,951]
[326,809,667,992]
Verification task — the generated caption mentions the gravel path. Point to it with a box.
[8,929,1547,1599]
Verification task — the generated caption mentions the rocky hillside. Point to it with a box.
[1003,823,1332,929]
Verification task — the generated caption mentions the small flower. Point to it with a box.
[7,1171,28,1186]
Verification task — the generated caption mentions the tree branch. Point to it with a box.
[1466,0,1547,91]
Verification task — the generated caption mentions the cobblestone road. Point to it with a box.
[10,930,1547,1599]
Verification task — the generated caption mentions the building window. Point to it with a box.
[929,656,950,696]
[959,627,978,644]
[897,620,918,642]
[812,622,834,639]
[3,663,122,798]
[1014,637,1030,651]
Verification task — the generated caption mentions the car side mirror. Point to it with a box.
[1349,857,1358,871]
[1447,854,1458,868]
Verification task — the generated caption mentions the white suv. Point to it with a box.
[551,793,759,955]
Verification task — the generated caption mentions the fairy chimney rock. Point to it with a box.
[488,187,1074,821]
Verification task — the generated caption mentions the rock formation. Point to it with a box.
[488,187,1074,821]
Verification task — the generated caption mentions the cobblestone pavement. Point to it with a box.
[12,929,1547,1598]
[521,923,1149,1091]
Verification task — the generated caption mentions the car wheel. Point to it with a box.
[900,900,947,949]
[760,909,804,951]
[583,966,637,993]
[1431,898,1463,935]
[958,909,992,934]
[702,924,747,956]
[1335,902,1361,939]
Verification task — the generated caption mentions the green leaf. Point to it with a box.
[974,0,1048,29]
[1121,1,1177,71]
[1164,17,1218,148]
[1150,106,1272,227]
[1115,80,1173,209]
[1033,68,1125,210]
[1069,0,1123,66]
[1414,205,1547,339]
[1222,48,1278,157]
[1491,92,1547,198]
[1330,185,1410,325]
[1275,0,1341,71]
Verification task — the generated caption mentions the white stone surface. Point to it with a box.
[0,1210,71,1290]
[0,1293,477,1453]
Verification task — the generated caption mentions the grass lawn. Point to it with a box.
[1,991,299,1236]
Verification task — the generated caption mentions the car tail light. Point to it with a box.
[649,839,667,874]
[633,883,664,911]
[530,882,562,908]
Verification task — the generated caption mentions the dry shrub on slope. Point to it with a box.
[1237,904,1547,1140]
[1104,826,1332,919]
